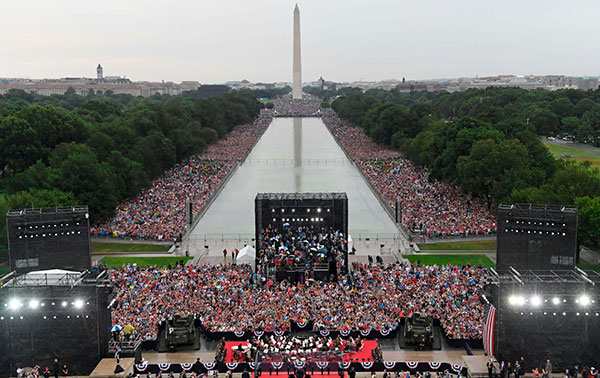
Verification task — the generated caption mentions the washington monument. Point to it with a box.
[292,4,302,99]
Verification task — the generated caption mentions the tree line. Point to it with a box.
[0,89,264,262]
[331,87,600,250]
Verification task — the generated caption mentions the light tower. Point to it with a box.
[292,4,302,99]
[96,64,103,80]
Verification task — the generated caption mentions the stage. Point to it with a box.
[89,358,134,378]
[140,349,484,365]
[223,340,379,363]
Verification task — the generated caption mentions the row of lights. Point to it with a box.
[272,208,329,213]
[274,218,325,222]
[503,229,567,236]
[1,315,90,320]
[18,231,82,239]
[505,220,566,227]
[5,298,87,310]
[508,294,594,307]
[17,222,81,229]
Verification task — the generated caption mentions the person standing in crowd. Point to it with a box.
[53,359,60,378]
[543,360,552,378]
[500,361,506,378]
[242,369,250,378]
[514,362,521,378]
[223,249,228,263]
[349,367,356,378]
[61,364,68,378]
[488,359,495,378]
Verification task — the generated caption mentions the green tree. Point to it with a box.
[575,196,600,250]
[54,152,118,221]
[456,138,534,200]
[0,116,41,174]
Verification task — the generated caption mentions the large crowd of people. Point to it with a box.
[110,262,488,342]
[92,114,272,240]
[321,111,497,238]
[272,96,322,116]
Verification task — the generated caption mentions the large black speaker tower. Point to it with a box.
[0,270,112,376]
[6,206,91,274]
[496,203,578,272]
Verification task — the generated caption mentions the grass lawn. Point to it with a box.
[100,256,192,268]
[91,242,171,253]
[418,239,496,251]
[544,143,600,165]
[577,261,600,272]
[406,254,496,267]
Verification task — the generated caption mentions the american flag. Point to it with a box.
[483,304,496,356]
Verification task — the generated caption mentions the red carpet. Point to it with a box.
[223,340,376,363]
[225,341,250,362]
[343,340,376,362]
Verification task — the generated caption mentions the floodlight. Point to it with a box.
[552,297,560,305]
[29,299,40,309]
[579,295,591,306]
[8,299,22,311]
[61,301,67,307]
[530,296,542,307]
[508,295,525,306]
[74,299,84,309]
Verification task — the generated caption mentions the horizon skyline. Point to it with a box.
[1,0,600,83]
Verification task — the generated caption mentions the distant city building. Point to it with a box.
[318,77,325,91]
[0,64,201,97]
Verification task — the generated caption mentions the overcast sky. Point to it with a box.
[1,0,599,83]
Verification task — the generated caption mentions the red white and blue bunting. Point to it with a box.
[360,329,370,336]
[316,362,329,370]
[294,361,306,369]
[452,364,463,373]
[428,362,441,370]
[339,328,351,337]
[361,362,374,370]
[380,328,390,337]
[204,362,216,370]
[159,364,171,371]
[296,321,308,329]
[338,362,351,370]
[406,362,419,370]
[271,362,284,370]
[249,362,258,370]
[135,363,148,372]
[234,330,245,338]
[384,362,396,370]
[181,363,194,371]
[275,330,286,337]
[254,330,264,338]
[320,329,330,337]
[226,363,239,370]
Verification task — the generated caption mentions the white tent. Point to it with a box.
[236,245,256,270]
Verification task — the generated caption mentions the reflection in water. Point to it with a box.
[293,117,302,192]
[189,117,399,236]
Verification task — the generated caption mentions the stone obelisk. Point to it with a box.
[292,4,302,99]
